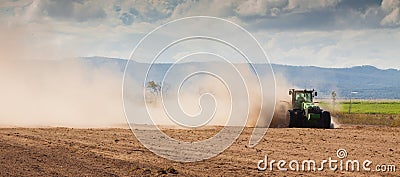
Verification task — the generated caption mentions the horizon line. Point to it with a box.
[81,56,400,71]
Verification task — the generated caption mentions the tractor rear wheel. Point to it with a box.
[321,111,331,128]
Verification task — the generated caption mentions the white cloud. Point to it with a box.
[170,0,235,19]
[235,0,287,17]
[285,0,340,12]
[1,0,400,69]
[380,0,400,27]
[381,8,400,26]
[381,0,400,11]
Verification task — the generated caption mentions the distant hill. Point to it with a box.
[270,64,400,99]
[82,56,400,99]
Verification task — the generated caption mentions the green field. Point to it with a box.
[319,100,400,126]
[337,101,400,114]
[319,100,400,114]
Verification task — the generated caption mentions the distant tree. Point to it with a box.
[146,81,161,95]
[145,81,162,105]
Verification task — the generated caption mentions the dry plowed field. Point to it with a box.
[0,126,399,176]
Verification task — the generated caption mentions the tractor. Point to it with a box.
[288,89,331,128]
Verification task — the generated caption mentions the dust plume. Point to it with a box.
[269,73,292,128]
[0,25,127,128]
[129,63,289,128]
[0,24,292,128]
[0,60,130,127]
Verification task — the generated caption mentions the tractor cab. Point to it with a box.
[289,89,317,110]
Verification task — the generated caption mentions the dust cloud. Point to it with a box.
[0,25,127,128]
[133,63,291,128]
[0,24,294,128]
[0,61,127,128]
[269,73,292,128]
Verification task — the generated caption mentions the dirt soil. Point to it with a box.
[0,125,399,176]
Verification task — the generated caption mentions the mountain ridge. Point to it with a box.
[82,56,400,99]
[83,56,399,71]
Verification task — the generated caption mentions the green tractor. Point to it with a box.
[288,89,331,128]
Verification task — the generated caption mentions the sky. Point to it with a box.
[1,0,400,69]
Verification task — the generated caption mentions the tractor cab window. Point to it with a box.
[295,92,312,103]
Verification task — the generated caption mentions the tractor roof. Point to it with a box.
[291,89,315,93]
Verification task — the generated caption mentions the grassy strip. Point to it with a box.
[339,101,400,114]
[320,101,400,114]
[319,100,400,126]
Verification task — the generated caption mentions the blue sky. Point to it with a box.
[1,0,400,69]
